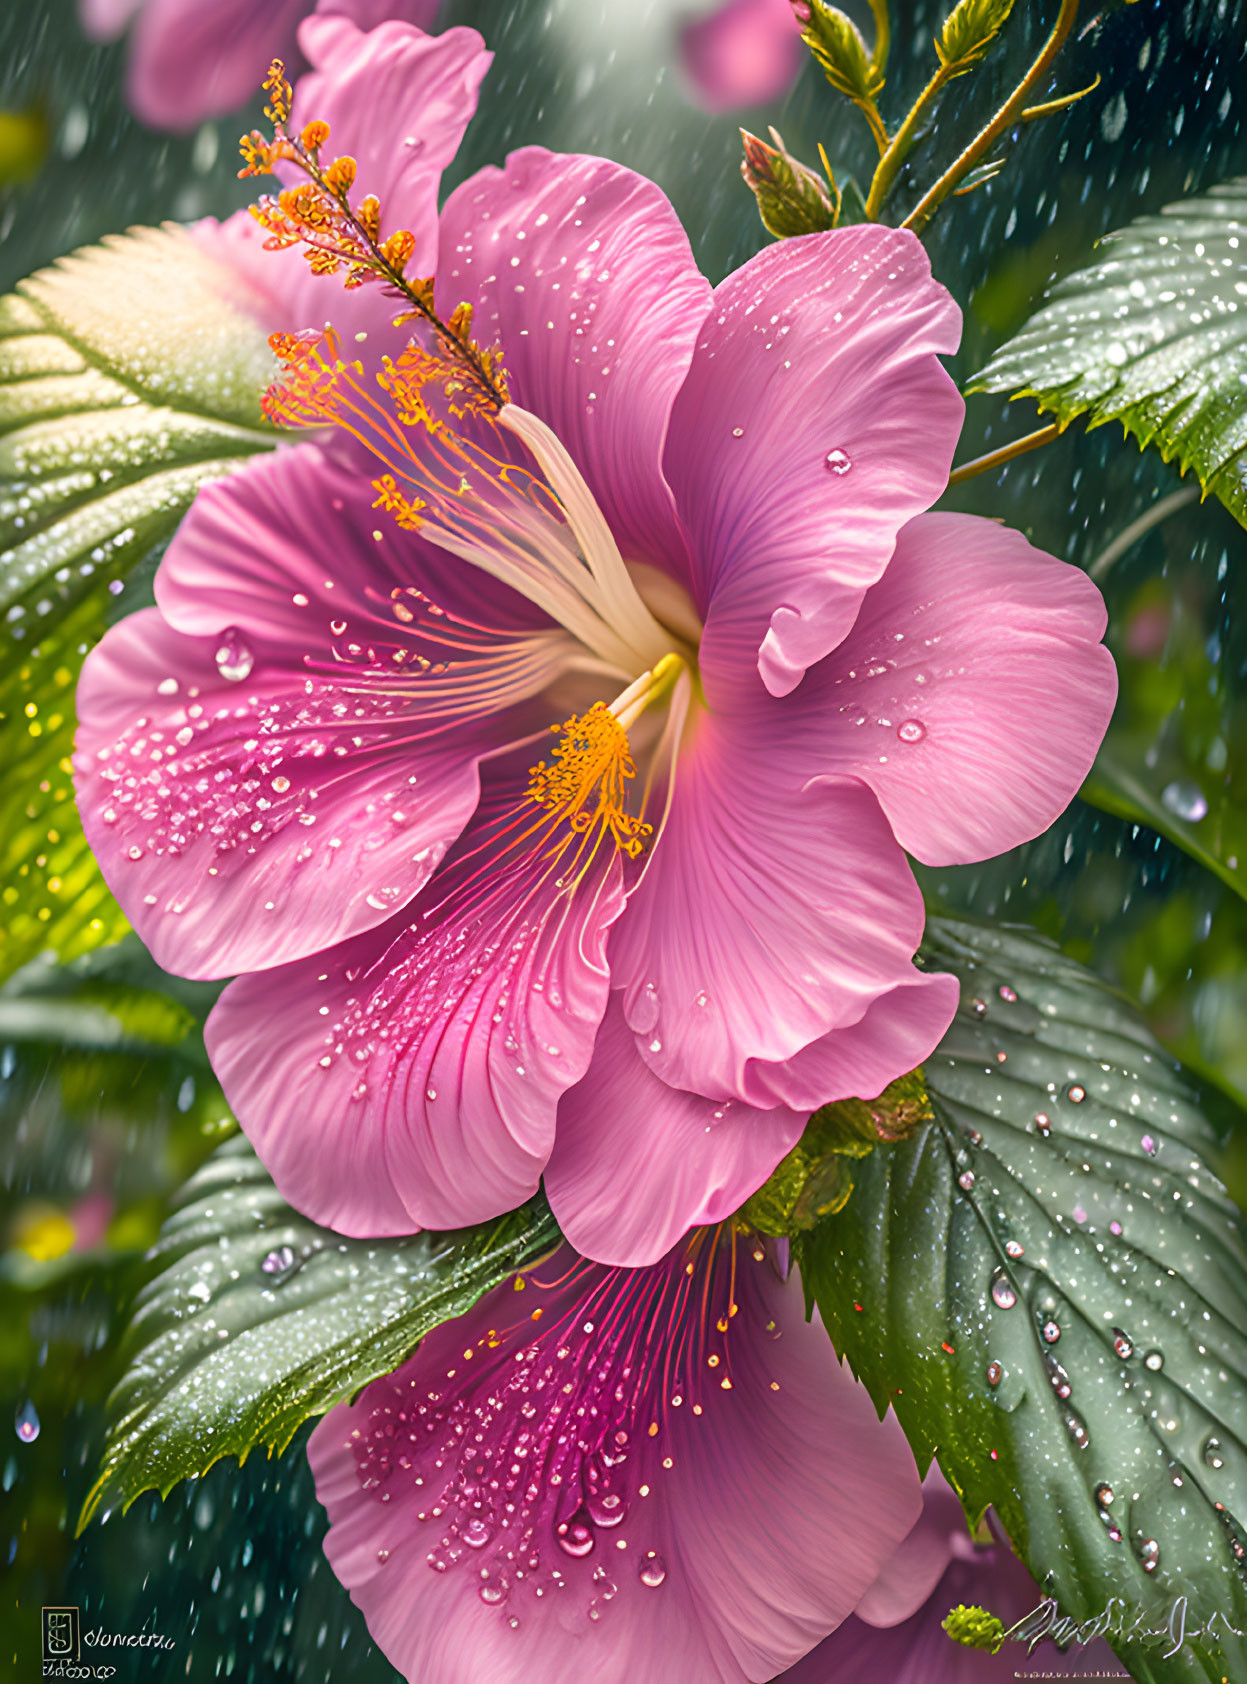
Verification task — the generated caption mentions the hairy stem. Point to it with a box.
[902,0,1081,236]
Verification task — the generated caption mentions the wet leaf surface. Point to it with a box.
[801,915,1247,1683]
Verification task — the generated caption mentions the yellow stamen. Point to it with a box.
[526,703,650,859]
[524,655,687,862]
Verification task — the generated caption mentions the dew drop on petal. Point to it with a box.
[896,718,926,744]
[15,1400,39,1442]
[1112,1328,1134,1360]
[824,448,852,474]
[639,1552,666,1588]
[214,628,255,683]
[556,1508,595,1558]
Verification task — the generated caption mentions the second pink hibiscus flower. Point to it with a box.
[73,16,1116,1265]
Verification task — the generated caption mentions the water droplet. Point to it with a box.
[633,981,661,1035]
[958,1169,975,1192]
[998,985,1018,1003]
[1204,1436,1225,1470]
[639,1552,666,1588]
[271,775,291,794]
[1042,1319,1061,1344]
[1004,1240,1024,1259]
[1112,1328,1134,1360]
[1065,1411,1090,1450]
[479,1580,508,1605]
[1095,1483,1115,1508]
[1033,1112,1052,1136]
[1138,1537,1160,1572]
[14,1400,39,1442]
[463,1518,492,1550]
[1144,1350,1164,1372]
[990,1270,1017,1310]
[1161,779,1208,822]
[556,1508,595,1557]
[365,886,404,911]
[1141,1134,1157,1156]
[1067,1084,1086,1104]
[214,628,255,683]
[261,1245,295,1275]
[986,1360,1003,1387]
[897,718,926,743]
[586,1491,626,1529]
[824,447,852,474]
[156,676,179,696]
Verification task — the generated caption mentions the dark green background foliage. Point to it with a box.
[3,1,1247,1680]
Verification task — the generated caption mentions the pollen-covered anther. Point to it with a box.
[372,475,426,531]
[525,703,652,859]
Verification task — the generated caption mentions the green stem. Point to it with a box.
[902,0,1081,236]
[864,62,951,220]
[947,422,1061,485]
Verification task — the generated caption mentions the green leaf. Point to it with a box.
[79,1137,560,1530]
[801,3,884,105]
[936,0,1016,73]
[800,914,1247,1683]
[0,225,280,983]
[972,178,1247,528]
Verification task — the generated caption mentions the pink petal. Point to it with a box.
[293,14,489,273]
[206,764,624,1235]
[192,16,489,346]
[75,445,550,978]
[79,0,144,41]
[853,1471,967,1628]
[546,994,806,1266]
[610,703,929,1102]
[125,0,309,129]
[679,0,803,112]
[664,226,962,698]
[317,0,441,30]
[805,511,1117,866]
[782,1479,1126,1681]
[308,1237,923,1683]
[738,970,959,1112]
[438,149,711,571]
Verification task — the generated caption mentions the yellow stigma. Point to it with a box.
[525,702,651,859]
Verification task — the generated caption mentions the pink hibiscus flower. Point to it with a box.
[73,15,1116,1266]
[679,0,804,112]
[79,0,439,130]
[307,1229,933,1682]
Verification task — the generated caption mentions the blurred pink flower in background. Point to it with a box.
[679,0,803,111]
[75,16,1116,1268]
[308,1232,930,1683]
[78,0,439,129]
